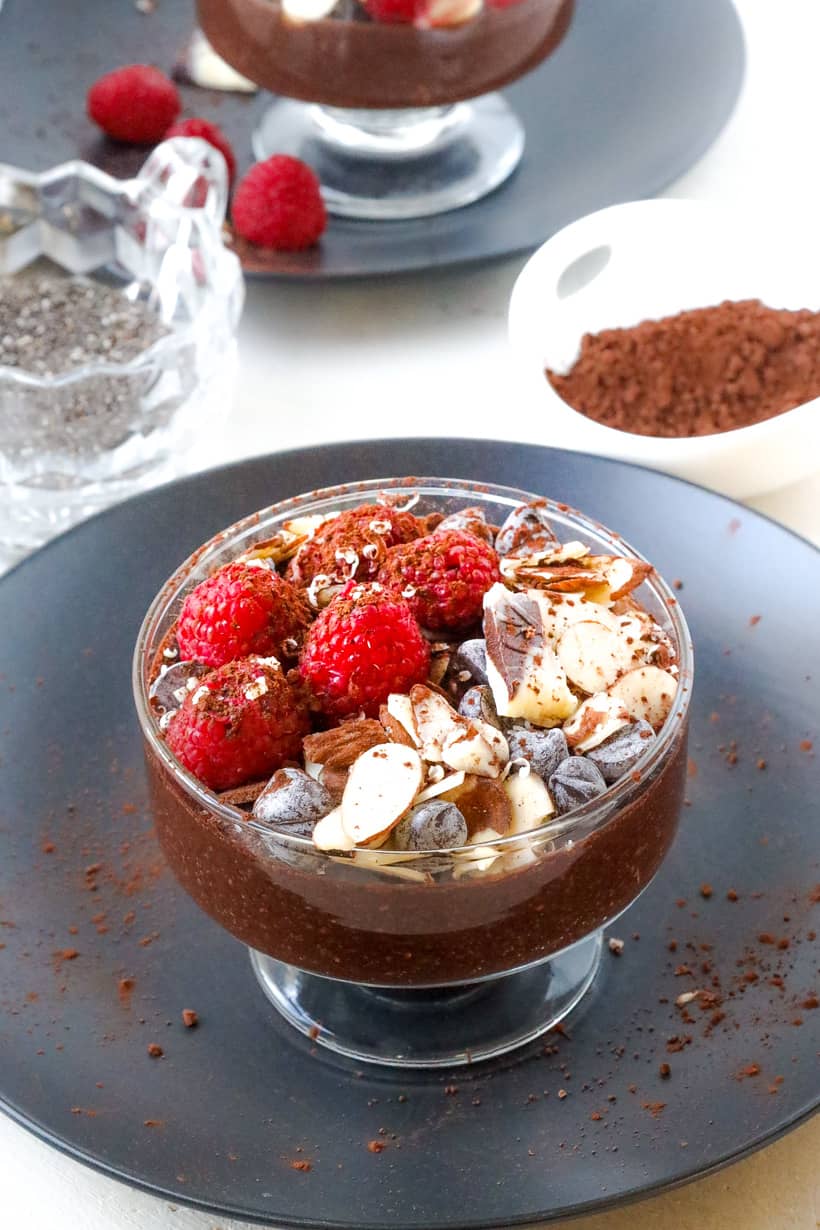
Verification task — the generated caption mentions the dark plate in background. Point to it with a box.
[0,439,817,1228]
[0,0,744,278]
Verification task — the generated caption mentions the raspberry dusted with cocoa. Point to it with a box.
[287,503,425,593]
[299,582,430,719]
[166,657,310,791]
[176,561,311,669]
[379,528,500,631]
[87,65,180,144]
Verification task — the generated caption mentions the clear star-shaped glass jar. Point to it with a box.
[0,138,244,567]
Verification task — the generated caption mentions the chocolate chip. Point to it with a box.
[452,639,488,686]
[458,685,500,728]
[149,660,208,713]
[585,720,656,784]
[506,725,568,782]
[394,801,468,851]
[548,757,607,815]
[252,768,333,836]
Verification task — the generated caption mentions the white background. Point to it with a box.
[2,1,819,1227]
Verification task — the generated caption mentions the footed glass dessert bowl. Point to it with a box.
[197,0,574,219]
[134,478,692,1067]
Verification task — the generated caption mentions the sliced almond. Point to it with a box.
[340,744,423,845]
[409,685,462,762]
[420,0,482,27]
[379,704,416,748]
[442,719,509,778]
[557,621,635,694]
[312,807,355,852]
[608,666,678,730]
[564,693,631,751]
[588,555,653,601]
[283,0,339,19]
[415,770,466,803]
[504,768,554,834]
[386,692,421,748]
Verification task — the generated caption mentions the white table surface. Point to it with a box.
[3,0,820,1226]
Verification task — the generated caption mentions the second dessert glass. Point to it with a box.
[134,478,692,1068]
[197,0,574,219]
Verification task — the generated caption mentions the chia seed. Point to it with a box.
[0,274,168,375]
[0,273,174,464]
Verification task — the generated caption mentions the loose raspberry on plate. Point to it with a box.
[299,582,430,719]
[176,561,312,669]
[166,657,310,791]
[287,503,424,590]
[379,529,500,631]
[231,155,327,251]
[87,65,181,144]
[164,118,237,186]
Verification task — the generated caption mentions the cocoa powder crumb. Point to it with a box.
[659,1063,671,1079]
[700,884,713,899]
[799,740,813,752]
[367,1140,385,1153]
[726,889,739,901]
[290,1159,312,1171]
[147,1043,163,1058]
[181,1009,198,1028]
[641,1101,666,1119]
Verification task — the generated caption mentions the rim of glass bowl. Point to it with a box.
[133,476,693,859]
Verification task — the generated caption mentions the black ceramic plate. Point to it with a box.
[0,0,744,279]
[0,440,818,1229]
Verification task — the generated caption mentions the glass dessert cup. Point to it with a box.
[0,138,244,566]
[134,478,692,1068]
[196,0,574,219]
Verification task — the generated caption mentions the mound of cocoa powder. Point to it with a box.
[546,299,820,437]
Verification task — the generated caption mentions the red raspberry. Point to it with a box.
[164,118,237,187]
[299,582,430,719]
[87,65,180,144]
[361,0,424,21]
[166,657,310,791]
[378,529,500,631]
[176,562,312,669]
[287,504,424,589]
[231,155,326,251]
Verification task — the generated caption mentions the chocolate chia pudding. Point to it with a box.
[135,479,692,989]
[197,0,574,110]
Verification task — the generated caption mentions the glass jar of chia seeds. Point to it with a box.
[0,137,244,567]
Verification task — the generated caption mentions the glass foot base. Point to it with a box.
[252,95,525,221]
[250,931,602,1069]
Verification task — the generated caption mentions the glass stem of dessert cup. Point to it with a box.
[250,931,602,1069]
[252,94,525,220]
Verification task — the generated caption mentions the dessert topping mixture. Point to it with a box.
[150,496,681,862]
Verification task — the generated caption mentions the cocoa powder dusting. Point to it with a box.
[547,299,820,437]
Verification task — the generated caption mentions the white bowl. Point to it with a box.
[507,199,820,499]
